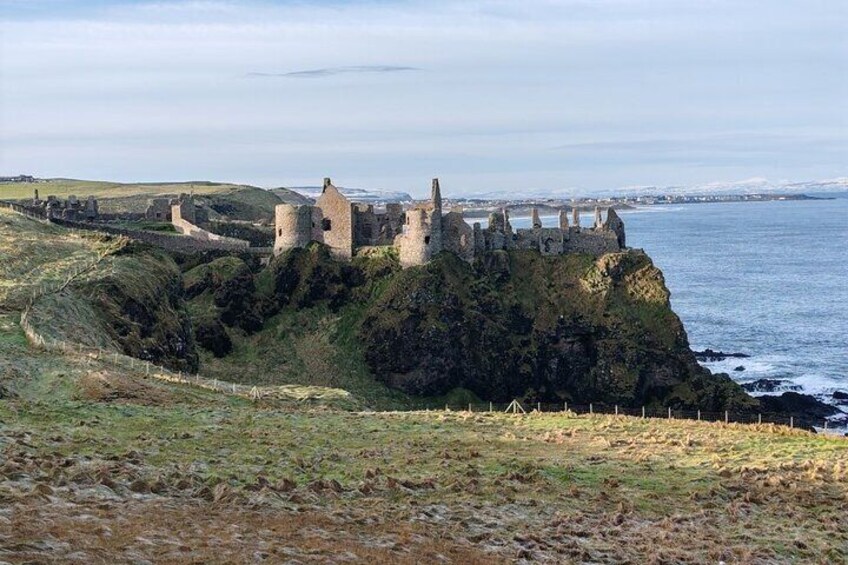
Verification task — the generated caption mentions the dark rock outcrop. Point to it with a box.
[359,250,755,410]
[741,379,801,393]
[194,319,233,358]
[693,349,750,361]
[757,392,839,428]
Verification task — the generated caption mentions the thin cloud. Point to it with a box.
[247,65,421,78]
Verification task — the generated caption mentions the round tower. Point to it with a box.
[274,204,314,255]
[398,208,434,267]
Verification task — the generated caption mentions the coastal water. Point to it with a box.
[510,197,848,410]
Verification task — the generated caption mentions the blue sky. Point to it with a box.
[1,0,846,196]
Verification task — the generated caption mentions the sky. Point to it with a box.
[1,0,846,197]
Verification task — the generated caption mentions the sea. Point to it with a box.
[508,195,848,411]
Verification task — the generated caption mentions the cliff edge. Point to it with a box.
[359,249,754,410]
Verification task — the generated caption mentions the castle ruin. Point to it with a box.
[274,178,626,267]
[30,191,100,221]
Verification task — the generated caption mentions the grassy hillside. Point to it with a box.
[0,178,294,221]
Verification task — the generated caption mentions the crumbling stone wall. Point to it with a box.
[171,196,249,249]
[353,204,404,247]
[146,198,172,220]
[315,179,355,260]
[49,218,251,253]
[441,211,475,262]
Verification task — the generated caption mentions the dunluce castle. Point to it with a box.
[275,178,626,267]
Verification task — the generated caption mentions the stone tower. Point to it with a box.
[531,207,542,229]
[429,178,443,252]
[274,204,315,255]
[396,178,445,268]
[558,209,569,229]
[593,206,603,229]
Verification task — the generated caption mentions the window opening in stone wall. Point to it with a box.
[424,236,431,244]
[322,218,332,231]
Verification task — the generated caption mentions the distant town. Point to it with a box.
[451,191,828,218]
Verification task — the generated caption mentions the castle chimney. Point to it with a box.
[572,207,580,227]
[559,209,569,229]
[594,207,603,229]
[531,208,542,229]
[431,178,442,211]
[323,177,332,192]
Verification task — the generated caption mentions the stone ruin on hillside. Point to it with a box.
[29,190,100,221]
[274,178,627,268]
[144,193,209,224]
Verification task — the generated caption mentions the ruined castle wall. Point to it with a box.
[172,196,196,225]
[316,184,354,260]
[514,228,565,255]
[564,229,621,255]
[441,211,475,262]
[353,205,380,247]
[172,203,249,249]
[604,208,626,248]
[274,204,315,255]
[49,218,251,253]
[145,198,172,221]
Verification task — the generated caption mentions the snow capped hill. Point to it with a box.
[288,186,413,204]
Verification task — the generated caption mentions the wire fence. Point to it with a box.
[418,400,843,435]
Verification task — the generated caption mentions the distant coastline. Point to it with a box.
[456,193,828,219]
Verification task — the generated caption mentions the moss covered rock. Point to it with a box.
[359,249,754,410]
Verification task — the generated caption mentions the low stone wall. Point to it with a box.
[0,200,47,221]
[171,216,250,250]
[49,218,253,254]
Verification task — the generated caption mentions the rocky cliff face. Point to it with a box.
[181,243,757,411]
[359,250,754,410]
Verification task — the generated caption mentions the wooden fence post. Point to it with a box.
[537,402,541,412]
[589,403,593,415]
[489,402,493,412]
[642,406,645,419]
[758,413,762,424]
[790,416,794,429]
[668,407,672,420]
[614,405,619,416]
[724,410,729,424]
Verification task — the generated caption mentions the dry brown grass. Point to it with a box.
[73,370,186,406]
[3,499,502,564]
